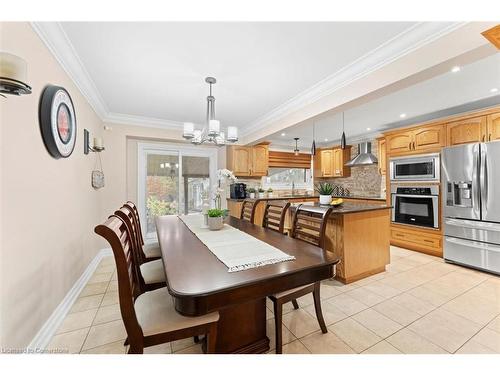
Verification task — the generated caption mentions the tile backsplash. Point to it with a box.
[318,141,386,198]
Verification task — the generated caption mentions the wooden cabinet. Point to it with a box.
[316,147,351,178]
[446,116,487,146]
[320,149,334,177]
[386,124,445,155]
[390,225,442,257]
[251,144,269,176]
[487,113,500,142]
[377,138,386,175]
[226,144,269,177]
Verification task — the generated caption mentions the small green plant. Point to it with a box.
[247,187,256,193]
[258,187,265,193]
[267,188,273,192]
[315,182,334,195]
[208,208,224,218]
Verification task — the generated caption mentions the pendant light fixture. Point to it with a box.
[340,112,347,150]
[311,120,316,156]
[293,137,300,156]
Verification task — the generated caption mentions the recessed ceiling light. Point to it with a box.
[366,127,371,131]
[324,138,328,142]
[491,88,498,93]
[281,133,286,136]
[451,66,461,73]
[400,113,407,118]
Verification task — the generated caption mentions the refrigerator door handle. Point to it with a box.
[472,143,481,219]
[445,218,500,232]
[480,144,488,219]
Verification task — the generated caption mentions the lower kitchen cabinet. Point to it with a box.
[390,224,442,257]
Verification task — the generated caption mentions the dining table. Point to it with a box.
[155,214,339,354]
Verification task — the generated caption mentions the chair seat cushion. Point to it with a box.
[140,259,166,284]
[143,242,161,258]
[135,287,219,336]
[271,283,314,299]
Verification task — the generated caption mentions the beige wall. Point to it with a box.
[0,22,104,347]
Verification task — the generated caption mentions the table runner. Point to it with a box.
[179,214,295,272]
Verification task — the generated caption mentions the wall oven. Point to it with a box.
[391,185,439,229]
[389,153,440,182]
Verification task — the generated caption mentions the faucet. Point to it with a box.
[291,182,295,196]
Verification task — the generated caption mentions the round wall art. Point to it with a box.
[39,85,77,159]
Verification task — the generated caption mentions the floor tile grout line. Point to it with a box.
[451,312,500,354]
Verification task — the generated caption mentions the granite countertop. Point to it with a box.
[227,195,386,202]
[289,201,391,215]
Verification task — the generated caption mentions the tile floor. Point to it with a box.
[47,246,500,354]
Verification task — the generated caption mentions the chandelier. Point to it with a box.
[182,77,238,146]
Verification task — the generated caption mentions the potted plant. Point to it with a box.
[248,187,256,199]
[315,182,334,205]
[207,208,225,231]
[267,188,274,198]
[258,187,265,199]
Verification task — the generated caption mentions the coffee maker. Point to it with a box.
[230,183,247,199]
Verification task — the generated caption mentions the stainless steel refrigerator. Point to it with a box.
[442,142,500,274]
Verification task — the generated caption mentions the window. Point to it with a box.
[262,167,312,190]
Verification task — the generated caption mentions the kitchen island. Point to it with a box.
[289,202,391,283]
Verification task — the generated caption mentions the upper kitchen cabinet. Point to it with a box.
[386,124,445,155]
[316,147,351,178]
[446,116,487,146]
[487,113,500,142]
[377,138,386,175]
[226,144,269,177]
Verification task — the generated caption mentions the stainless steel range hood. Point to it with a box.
[345,142,378,167]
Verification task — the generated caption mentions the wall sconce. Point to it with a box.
[84,129,105,154]
[0,52,32,98]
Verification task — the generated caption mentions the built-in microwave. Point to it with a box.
[389,153,440,182]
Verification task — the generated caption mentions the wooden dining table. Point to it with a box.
[155,215,339,354]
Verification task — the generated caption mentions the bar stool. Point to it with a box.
[240,199,259,223]
[262,200,290,234]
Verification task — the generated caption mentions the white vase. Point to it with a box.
[319,194,331,205]
[258,193,265,199]
[249,192,255,199]
[208,216,224,231]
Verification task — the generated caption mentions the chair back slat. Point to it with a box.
[240,199,258,223]
[95,216,143,341]
[262,200,290,234]
[115,206,147,263]
[291,204,332,248]
[125,201,145,246]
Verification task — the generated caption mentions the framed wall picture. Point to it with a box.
[39,85,77,159]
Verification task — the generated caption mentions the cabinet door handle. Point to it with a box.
[408,142,412,150]
[482,135,485,142]
[489,134,492,142]
[413,141,416,150]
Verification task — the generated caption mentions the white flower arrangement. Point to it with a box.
[217,168,238,183]
[212,169,237,209]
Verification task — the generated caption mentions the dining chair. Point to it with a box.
[124,201,161,261]
[262,200,290,234]
[268,204,336,354]
[95,215,219,354]
[115,206,166,291]
[240,199,258,223]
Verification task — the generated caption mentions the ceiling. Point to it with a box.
[266,52,500,150]
[59,21,418,127]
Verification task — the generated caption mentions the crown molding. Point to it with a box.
[31,22,109,119]
[104,112,184,130]
[239,22,467,138]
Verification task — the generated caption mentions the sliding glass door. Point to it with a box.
[138,143,217,238]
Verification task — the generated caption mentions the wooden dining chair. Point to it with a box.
[115,206,166,291]
[268,204,336,354]
[124,201,161,261]
[240,199,258,223]
[95,215,219,354]
[262,200,290,234]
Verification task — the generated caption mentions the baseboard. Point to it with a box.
[27,248,113,352]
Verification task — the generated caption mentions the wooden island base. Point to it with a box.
[325,208,391,283]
